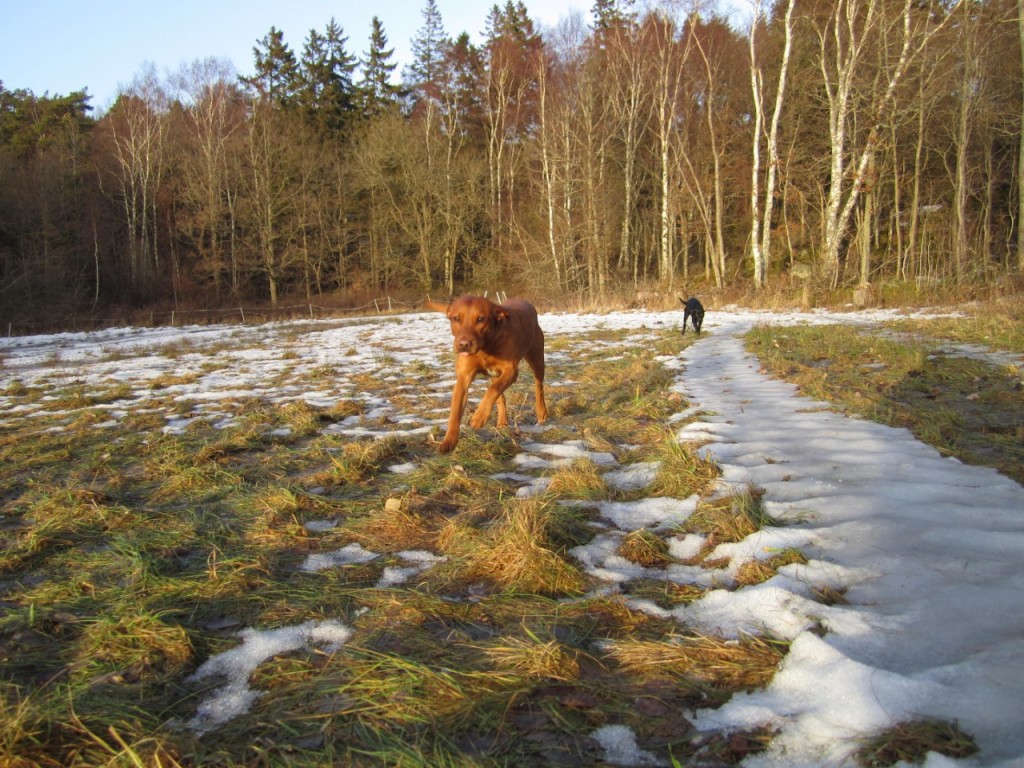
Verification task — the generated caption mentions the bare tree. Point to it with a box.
[603,17,651,284]
[240,103,300,305]
[101,64,168,295]
[748,0,796,289]
[170,58,245,298]
[814,0,962,287]
[643,2,695,286]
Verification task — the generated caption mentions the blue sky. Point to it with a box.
[2,0,591,110]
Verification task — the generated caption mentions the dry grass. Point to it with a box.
[437,500,587,596]
[0,319,829,766]
[735,549,809,588]
[480,631,582,681]
[604,633,785,690]
[542,459,608,499]
[855,719,978,766]
[684,487,773,545]
[644,433,720,499]
[619,530,672,566]
[886,297,1024,354]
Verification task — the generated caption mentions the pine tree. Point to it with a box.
[358,17,401,117]
[446,32,483,125]
[590,0,635,37]
[298,19,357,133]
[484,1,539,46]
[407,0,449,88]
[240,27,299,107]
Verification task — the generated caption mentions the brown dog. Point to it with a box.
[427,295,547,453]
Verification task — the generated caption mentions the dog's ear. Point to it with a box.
[493,306,511,323]
[424,299,450,314]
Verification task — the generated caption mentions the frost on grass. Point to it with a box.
[187,620,353,734]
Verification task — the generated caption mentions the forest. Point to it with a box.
[1,0,1021,332]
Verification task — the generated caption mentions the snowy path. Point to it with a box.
[674,315,1024,767]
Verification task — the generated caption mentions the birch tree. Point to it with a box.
[102,64,168,295]
[644,3,693,286]
[814,0,962,287]
[603,16,650,283]
[748,0,795,289]
[171,58,245,297]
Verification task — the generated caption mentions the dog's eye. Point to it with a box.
[477,315,487,323]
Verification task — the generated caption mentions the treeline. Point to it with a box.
[1,0,1022,328]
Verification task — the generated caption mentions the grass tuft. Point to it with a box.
[684,487,773,546]
[481,629,582,681]
[604,633,785,691]
[734,548,809,587]
[619,530,672,566]
[855,719,978,767]
[437,500,587,596]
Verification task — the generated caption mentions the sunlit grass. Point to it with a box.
[0,321,813,766]
[603,633,785,693]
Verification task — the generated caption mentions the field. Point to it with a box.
[1,305,1022,766]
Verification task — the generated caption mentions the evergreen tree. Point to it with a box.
[444,33,484,132]
[240,27,299,107]
[0,84,93,156]
[358,17,401,117]
[590,0,636,37]
[407,0,449,88]
[484,1,540,46]
[298,19,358,133]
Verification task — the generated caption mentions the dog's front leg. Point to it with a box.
[470,369,517,429]
[439,374,473,453]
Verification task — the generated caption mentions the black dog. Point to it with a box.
[679,297,705,334]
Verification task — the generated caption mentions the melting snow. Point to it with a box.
[186,620,352,734]
[300,542,378,572]
[592,724,665,766]
[5,306,1024,764]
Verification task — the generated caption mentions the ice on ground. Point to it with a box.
[375,550,446,588]
[672,312,1024,766]
[302,519,338,533]
[519,440,618,467]
[7,306,1024,764]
